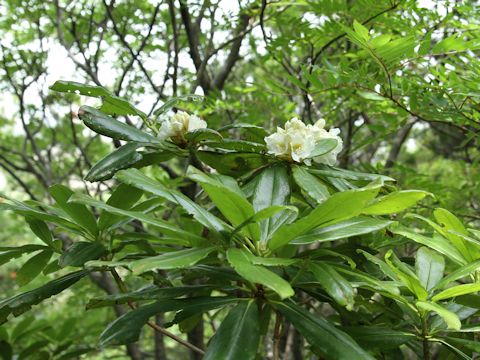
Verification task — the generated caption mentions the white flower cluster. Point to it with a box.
[264,118,343,165]
[158,111,207,140]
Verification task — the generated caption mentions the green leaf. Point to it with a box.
[269,179,383,250]
[204,301,260,360]
[311,262,356,310]
[50,81,147,118]
[292,216,393,245]
[59,242,107,267]
[385,250,428,300]
[129,247,217,274]
[49,184,98,237]
[227,248,294,299]
[98,184,143,230]
[86,285,215,309]
[70,193,205,245]
[16,250,53,286]
[416,301,461,330]
[308,166,394,182]
[0,270,88,324]
[0,245,48,266]
[152,95,204,117]
[434,208,475,261]
[342,326,415,350]
[272,300,375,360]
[252,165,292,242]
[184,128,223,143]
[353,20,370,42]
[415,247,445,291]
[187,167,259,241]
[445,337,480,353]
[99,297,234,346]
[432,283,480,302]
[78,106,158,143]
[241,251,297,266]
[433,259,480,290]
[233,205,298,238]
[292,166,330,203]
[306,138,338,159]
[85,142,143,182]
[362,190,430,215]
[197,151,269,176]
[392,228,465,265]
[25,219,55,248]
[115,169,230,235]
[204,139,265,153]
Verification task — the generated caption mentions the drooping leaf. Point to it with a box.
[204,300,260,360]
[0,270,88,324]
[50,81,147,118]
[310,262,356,310]
[98,184,143,230]
[100,297,235,346]
[25,219,55,248]
[272,300,375,360]
[70,193,205,245]
[0,245,48,266]
[342,326,415,350]
[59,242,107,267]
[16,250,53,286]
[115,169,230,235]
[85,142,143,182]
[49,184,98,237]
[86,285,216,309]
[78,106,158,143]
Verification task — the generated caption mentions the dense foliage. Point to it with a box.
[0,0,479,359]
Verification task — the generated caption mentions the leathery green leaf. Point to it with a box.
[227,248,294,299]
[415,247,445,291]
[362,190,431,215]
[204,300,260,360]
[129,247,217,274]
[269,178,383,250]
[311,262,356,310]
[416,301,461,330]
[272,300,375,360]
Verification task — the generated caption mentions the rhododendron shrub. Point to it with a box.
[1,82,480,360]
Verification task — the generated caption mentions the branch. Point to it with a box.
[110,269,205,356]
[212,12,251,90]
[178,0,212,92]
[103,0,166,98]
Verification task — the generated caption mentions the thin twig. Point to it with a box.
[110,269,205,356]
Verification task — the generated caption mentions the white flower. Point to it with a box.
[158,111,207,140]
[264,117,343,165]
